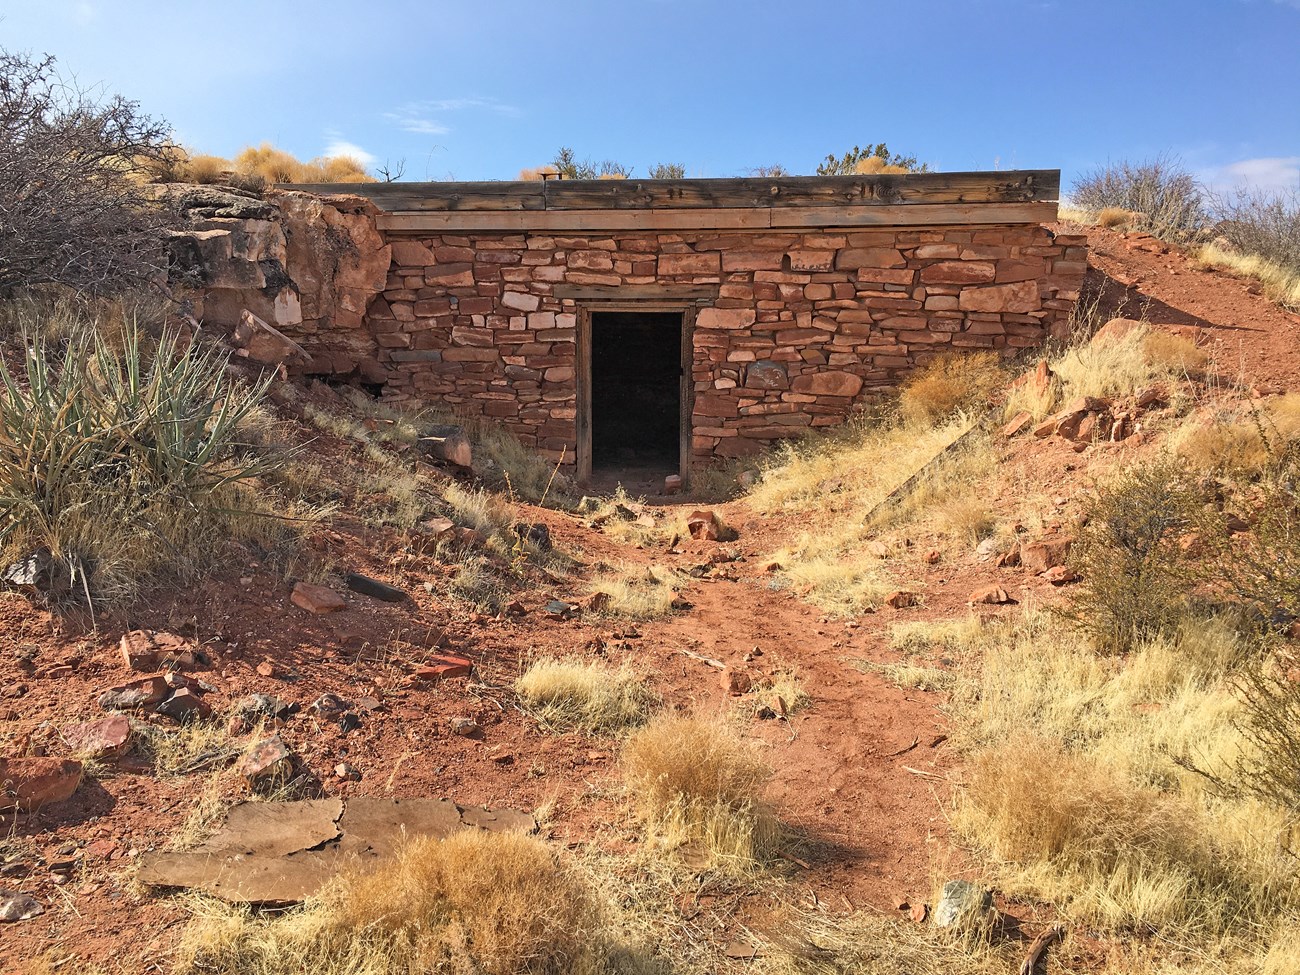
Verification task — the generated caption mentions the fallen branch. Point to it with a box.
[885,737,919,758]
[900,765,947,780]
[676,646,726,670]
[1019,924,1065,975]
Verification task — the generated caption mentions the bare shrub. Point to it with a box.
[898,351,1003,426]
[1211,185,1300,273]
[1071,156,1208,242]
[1066,462,1203,653]
[1231,665,1300,815]
[0,49,170,295]
[176,830,610,975]
[622,715,780,867]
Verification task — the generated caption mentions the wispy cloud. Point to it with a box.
[383,97,518,136]
[1203,156,1300,193]
[324,137,377,166]
[71,2,98,26]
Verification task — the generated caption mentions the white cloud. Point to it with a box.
[383,97,518,136]
[1204,156,1300,194]
[71,2,98,26]
[324,138,377,166]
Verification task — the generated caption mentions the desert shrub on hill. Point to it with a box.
[1198,186,1300,311]
[0,319,294,605]
[1065,461,1204,654]
[1071,156,1207,241]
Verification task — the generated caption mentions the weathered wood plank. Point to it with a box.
[542,170,1058,210]
[769,201,1059,228]
[282,181,546,211]
[376,201,1057,234]
[287,170,1059,213]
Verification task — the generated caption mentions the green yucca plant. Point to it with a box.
[0,320,284,605]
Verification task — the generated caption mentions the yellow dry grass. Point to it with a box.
[1098,206,1138,229]
[516,657,658,733]
[587,563,683,619]
[1196,241,1300,312]
[1051,321,1197,405]
[1172,394,1300,473]
[622,715,780,870]
[898,351,1004,426]
[748,413,994,613]
[175,830,609,975]
[944,612,1300,942]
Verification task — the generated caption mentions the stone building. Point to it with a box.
[178,171,1085,483]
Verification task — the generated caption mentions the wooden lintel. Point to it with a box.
[376,201,1057,234]
[553,285,717,301]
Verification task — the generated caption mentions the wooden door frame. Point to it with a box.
[575,301,697,486]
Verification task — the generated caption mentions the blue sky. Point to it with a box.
[3,0,1298,193]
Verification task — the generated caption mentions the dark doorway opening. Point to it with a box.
[590,311,681,471]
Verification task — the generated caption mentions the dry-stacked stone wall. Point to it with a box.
[364,225,1086,464]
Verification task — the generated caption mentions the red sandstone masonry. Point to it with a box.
[347,226,1085,465]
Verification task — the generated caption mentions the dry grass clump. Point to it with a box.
[622,715,780,869]
[898,351,1003,426]
[172,143,376,185]
[1197,242,1300,311]
[957,739,1298,933]
[445,555,509,613]
[175,830,611,975]
[1052,322,1196,404]
[1141,330,1209,376]
[516,658,658,733]
[1097,205,1138,229]
[1173,395,1300,473]
[588,563,683,619]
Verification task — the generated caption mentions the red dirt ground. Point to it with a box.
[2,222,1297,973]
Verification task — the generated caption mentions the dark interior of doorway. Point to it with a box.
[591,311,681,471]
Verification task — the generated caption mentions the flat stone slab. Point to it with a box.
[138,797,536,905]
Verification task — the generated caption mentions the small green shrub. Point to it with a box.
[1066,461,1203,653]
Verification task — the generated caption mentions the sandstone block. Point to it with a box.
[697,307,756,330]
[0,757,82,811]
[958,280,1040,313]
[919,261,996,285]
[790,371,863,397]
